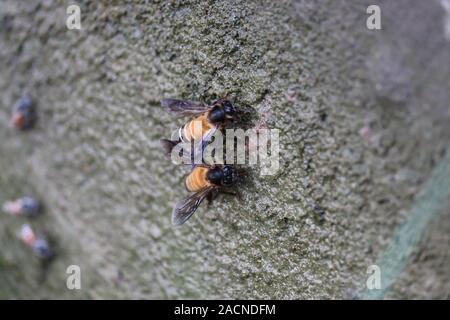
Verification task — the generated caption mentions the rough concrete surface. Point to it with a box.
[0,0,449,299]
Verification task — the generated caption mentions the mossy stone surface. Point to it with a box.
[1,0,450,298]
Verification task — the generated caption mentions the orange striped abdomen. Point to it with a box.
[185,166,211,192]
[180,114,214,142]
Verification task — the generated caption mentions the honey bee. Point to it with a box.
[18,224,53,258]
[160,98,237,156]
[11,95,36,130]
[172,164,240,226]
[2,197,41,217]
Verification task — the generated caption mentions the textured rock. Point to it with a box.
[0,0,450,299]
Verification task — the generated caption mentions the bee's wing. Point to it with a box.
[189,127,218,168]
[172,186,216,226]
[170,127,218,168]
[162,99,211,116]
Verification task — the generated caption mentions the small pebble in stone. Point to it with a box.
[17,224,53,259]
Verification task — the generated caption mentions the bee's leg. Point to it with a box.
[206,190,219,208]
[206,192,213,206]
[220,189,241,200]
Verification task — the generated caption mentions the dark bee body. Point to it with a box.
[2,197,41,217]
[173,164,239,225]
[11,95,36,130]
[161,98,237,156]
[18,224,53,259]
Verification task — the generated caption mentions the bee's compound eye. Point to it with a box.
[222,166,235,185]
[223,101,235,114]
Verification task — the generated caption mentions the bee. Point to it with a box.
[160,98,237,156]
[18,224,53,259]
[2,197,41,217]
[172,164,240,226]
[10,95,36,130]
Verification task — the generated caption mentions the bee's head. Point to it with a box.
[206,165,237,186]
[208,99,236,124]
[222,100,236,119]
[222,165,237,186]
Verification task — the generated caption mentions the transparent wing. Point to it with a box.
[190,127,218,168]
[161,99,211,116]
[172,186,216,226]
[167,139,203,168]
